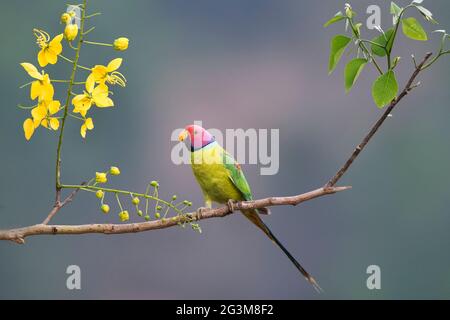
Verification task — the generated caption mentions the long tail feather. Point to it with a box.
[242,210,322,293]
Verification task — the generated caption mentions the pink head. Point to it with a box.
[178,125,215,151]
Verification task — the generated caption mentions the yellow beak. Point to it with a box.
[178,129,188,142]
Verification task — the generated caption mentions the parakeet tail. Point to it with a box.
[257,207,271,215]
[242,209,322,293]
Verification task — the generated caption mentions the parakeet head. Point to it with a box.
[178,124,215,151]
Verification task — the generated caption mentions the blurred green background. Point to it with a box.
[1,0,449,299]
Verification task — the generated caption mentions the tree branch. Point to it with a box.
[0,186,349,244]
[0,53,433,244]
[42,185,84,225]
[326,52,433,187]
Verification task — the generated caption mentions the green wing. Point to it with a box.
[222,151,253,201]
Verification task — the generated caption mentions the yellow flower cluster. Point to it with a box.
[72,57,127,138]
[21,63,61,140]
[19,6,129,141]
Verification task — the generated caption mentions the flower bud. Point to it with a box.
[96,190,104,199]
[101,204,110,214]
[113,37,129,51]
[132,197,140,205]
[61,13,71,24]
[64,24,78,41]
[150,180,159,188]
[110,166,120,176]
[155,212,161,219]
[144,215,150,221]
[156,205,162,210]
[95,172,107,184]
[172,195,177,201]
[119,210,130,222]
[138,210,143,217]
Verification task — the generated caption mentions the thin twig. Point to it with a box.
[325,52,433,187]
[42,185,84,225]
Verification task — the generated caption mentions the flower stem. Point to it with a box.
[85,12,101,19]
[58,54,91,71]
[19,81,33,89]
[83,40,113,47]
[61,184,184,215]
[55,0,88,190]
[51,79,71,83]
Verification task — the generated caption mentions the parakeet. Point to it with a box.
[178,124,321,291]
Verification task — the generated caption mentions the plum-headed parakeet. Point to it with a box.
[178,124,321,291]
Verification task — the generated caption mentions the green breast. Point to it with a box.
[190,142,244,204]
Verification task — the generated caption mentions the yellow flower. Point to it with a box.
[101,204,110,214]
[72,77,114,117]
[118,210,130,222]
[96,190,104,199]
[110,166,121,176]
[80,117,94,138]
[113,37,129,51]
[95,172,108,184]
[31,100,60,128]
[22,99,60,140]
[64,24,78,41]
[34,29,63,67]
[20,63,54,102]
[88,58,126,87]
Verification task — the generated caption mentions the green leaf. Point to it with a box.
[372,70,399,108]
[328,35,351,74]
[324,12,345,28]
[390,2,403,24]
[371,29,395,57]
[390,2,402,16]
[344,58,367,93]
[402,17,428,41]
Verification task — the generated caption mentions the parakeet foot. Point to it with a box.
[227,199,236,213]
[196,207,209,219]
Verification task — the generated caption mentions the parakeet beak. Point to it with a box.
[178,129,188,142]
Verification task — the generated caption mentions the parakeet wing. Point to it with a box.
[222,150,253,201]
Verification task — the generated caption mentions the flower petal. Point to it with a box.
[31,104,47,127]
[49,118,60,130]
[38,49,48,67]
[45,49,58,65]
[85,117,94,130]
[49,34,64,51]
[23,118,35,140]
[86,73,96,92]
[48,100,61,115]
[94,96,114,108]
[93,84,113,107]
[41,119,49,128]
[41,83,55,102]
[80,124,87,138]
[21,62,43,79]
[30,81,41,100]
[91,65,108,81]
[107,58,122,72]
